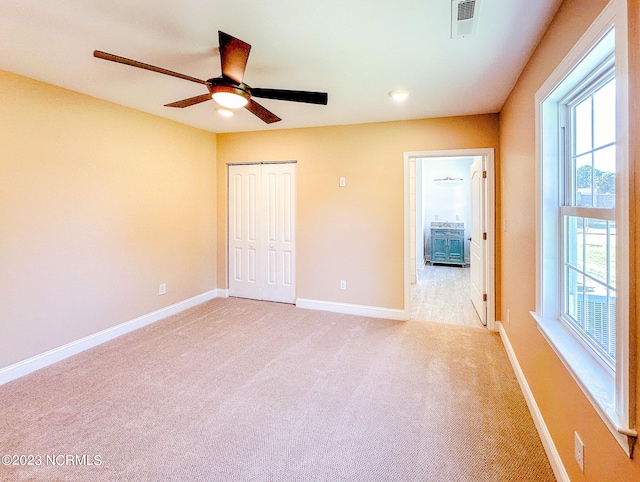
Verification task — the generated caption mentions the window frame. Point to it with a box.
[532,0,635,456]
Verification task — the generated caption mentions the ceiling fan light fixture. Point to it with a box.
[434,176,464,184]
[217,107,234,117]
[389,90,409,102]
[211,91,249,109]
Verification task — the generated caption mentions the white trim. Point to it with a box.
[215,288,230,298]
[296,298,408,321]
[0,290,219,386]
[497,322,570,482]
[403,148,496,331]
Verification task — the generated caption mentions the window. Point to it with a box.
[533,0,635,456]
[561,69,616,370]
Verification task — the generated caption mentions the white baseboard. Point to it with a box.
[497,322,569,482]
[215,288,229,298]
[296,298,408,321]
[0,289,219,386]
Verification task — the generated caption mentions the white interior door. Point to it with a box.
[229,164,262,300]
[228,163,296,303]
[470,158,486,325]
[261,163,296,303]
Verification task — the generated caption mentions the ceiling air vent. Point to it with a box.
[451,0,479,38]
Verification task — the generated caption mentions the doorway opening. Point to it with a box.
[403,149,496,331]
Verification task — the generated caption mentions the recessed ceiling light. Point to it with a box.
[389,90,409,102]
[217,108,234,118]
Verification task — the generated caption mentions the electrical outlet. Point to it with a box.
[574,431,584,472]
[339,177,346,187]
[507,309,511,325]
[503,219,508,232]
[159,283,167,295]
[340,280,347,290]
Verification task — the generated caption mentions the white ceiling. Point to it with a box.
[1,0,562,134]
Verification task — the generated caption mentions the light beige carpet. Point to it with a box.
[0,298,555,481]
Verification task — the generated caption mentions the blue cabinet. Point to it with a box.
[430,226,465,267]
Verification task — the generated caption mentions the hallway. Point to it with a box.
[411,264,484,328]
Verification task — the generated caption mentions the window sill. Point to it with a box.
[531,311,636,456]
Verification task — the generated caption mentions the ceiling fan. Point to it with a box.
[93,31,328,124]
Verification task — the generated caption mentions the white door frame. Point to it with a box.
[403,149,496,331]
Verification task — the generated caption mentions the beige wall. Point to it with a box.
[1,69,500,369]
[500,0,640,479]
[217,116,499,310]
[0,70,218,369]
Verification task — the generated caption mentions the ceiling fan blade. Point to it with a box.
[251,88,328,105]
[218,31,251,84]
[245,99,281,124]
[164,93,212,108]
[93,50,207,85]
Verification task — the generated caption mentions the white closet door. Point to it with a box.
[228,164,262,300]
[261,163,296,303]
[228,163,296,303]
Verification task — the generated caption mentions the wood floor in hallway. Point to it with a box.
[411,264,484,328]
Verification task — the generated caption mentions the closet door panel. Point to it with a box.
[262,163,296,303]
[228,165,262,300]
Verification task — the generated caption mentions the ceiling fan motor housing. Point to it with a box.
[208,77,251,101]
